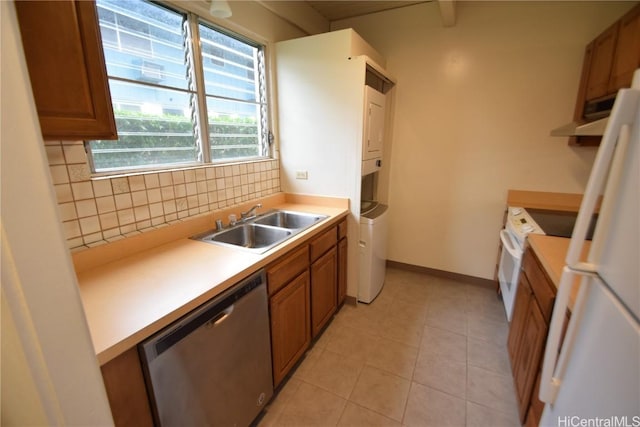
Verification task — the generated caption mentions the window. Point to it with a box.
[88,0,270,173]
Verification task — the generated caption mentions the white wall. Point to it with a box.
[332,1,634,279]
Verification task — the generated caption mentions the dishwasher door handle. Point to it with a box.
[208,305,234,327]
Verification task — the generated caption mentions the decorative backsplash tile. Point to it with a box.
[44,140,281,251]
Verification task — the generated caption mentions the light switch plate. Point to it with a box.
[295,170,308,180]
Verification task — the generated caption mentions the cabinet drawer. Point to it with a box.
[338,219,348,240]
[522,248,556,323]
[267,245,309,296]
[310,226,337,261]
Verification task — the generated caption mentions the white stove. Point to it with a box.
[498,207,545,321]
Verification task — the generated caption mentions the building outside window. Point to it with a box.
[88,0,270,173]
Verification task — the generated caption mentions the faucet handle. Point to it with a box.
[215,219,223,230]
[228,214,237,226]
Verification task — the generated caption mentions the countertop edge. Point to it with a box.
[527,234,588,312]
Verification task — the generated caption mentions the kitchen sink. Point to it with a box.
[196,223,292,252]
[253,210,327,230]
[192,209,327,253]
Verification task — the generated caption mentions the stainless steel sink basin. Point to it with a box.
[253,211,327,229]
[196,224,292,252]
[192,209,328,253]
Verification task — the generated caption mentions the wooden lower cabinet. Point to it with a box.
[513,294,548,421]
[508,245,553,425]
[101,347,153,427]
[526,371,545,427]
[507,274,533,363]
[269,271,311,387]
[310,246,338,337]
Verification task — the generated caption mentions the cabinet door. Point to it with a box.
[513,299,548,423]
[270,271,311,387]
[15,0,117,140]
[101,347,154,427]
[586,23,619,100]
[338,238,348,305]
[525,370,544,427]
[608,4,640,92]
[507,273,533,365]
[310,247,337,337]
[362,86,386,161]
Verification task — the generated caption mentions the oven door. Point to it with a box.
[498,229,524,321]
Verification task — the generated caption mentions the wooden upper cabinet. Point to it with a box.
[15,0,117,140]
[585,22,619,100]
[608,4,640,92]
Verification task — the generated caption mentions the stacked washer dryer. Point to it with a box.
[357,76,391,304]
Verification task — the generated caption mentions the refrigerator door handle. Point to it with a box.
[539,267,595,404]
[565,89,639,269]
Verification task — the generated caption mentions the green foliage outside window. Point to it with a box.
[91,110,259,171]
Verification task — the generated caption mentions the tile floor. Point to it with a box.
[258,267,521,427]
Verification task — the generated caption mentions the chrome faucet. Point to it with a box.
[240,203,262,220]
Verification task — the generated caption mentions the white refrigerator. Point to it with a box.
[539,71,640,425]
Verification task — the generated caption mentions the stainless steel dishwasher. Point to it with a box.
[139,270,273,426]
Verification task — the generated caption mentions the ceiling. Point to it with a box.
[304,1,429,21]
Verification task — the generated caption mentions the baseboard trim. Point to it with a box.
[386,260,497,290]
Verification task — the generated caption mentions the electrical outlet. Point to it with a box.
[295,170,308,180]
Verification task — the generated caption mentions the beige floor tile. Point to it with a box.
[326,324,381,361]
[365,336,418,379]
[349,365,411,422]
[337,402,401,427]
[403,382,466,427]
[332,304,385,337]
[266,269,520,427]
[367,291,395,312]
[379,315,423,348]
[413,350,467,398]
[386,298,428,323]
[466,401,521,427]
[466,289,507,324]
[298,349,364,398]
[466,365,519,419]
[313,323,334,349]
[274,381,347,426]
[394,281,430,305]
[428,278,468,299]
[258,378,302,427]
[425,305,467,335]
[378,277,404,299]
[292,346,324,380]
[466,315,509,347]
[421,325,467,363]
[385,268,423,285]
[427,292,468,311]
[467,336,512,376]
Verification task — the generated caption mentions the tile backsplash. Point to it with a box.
[45,140,280,251]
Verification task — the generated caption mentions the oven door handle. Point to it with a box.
[500,230,522,259]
